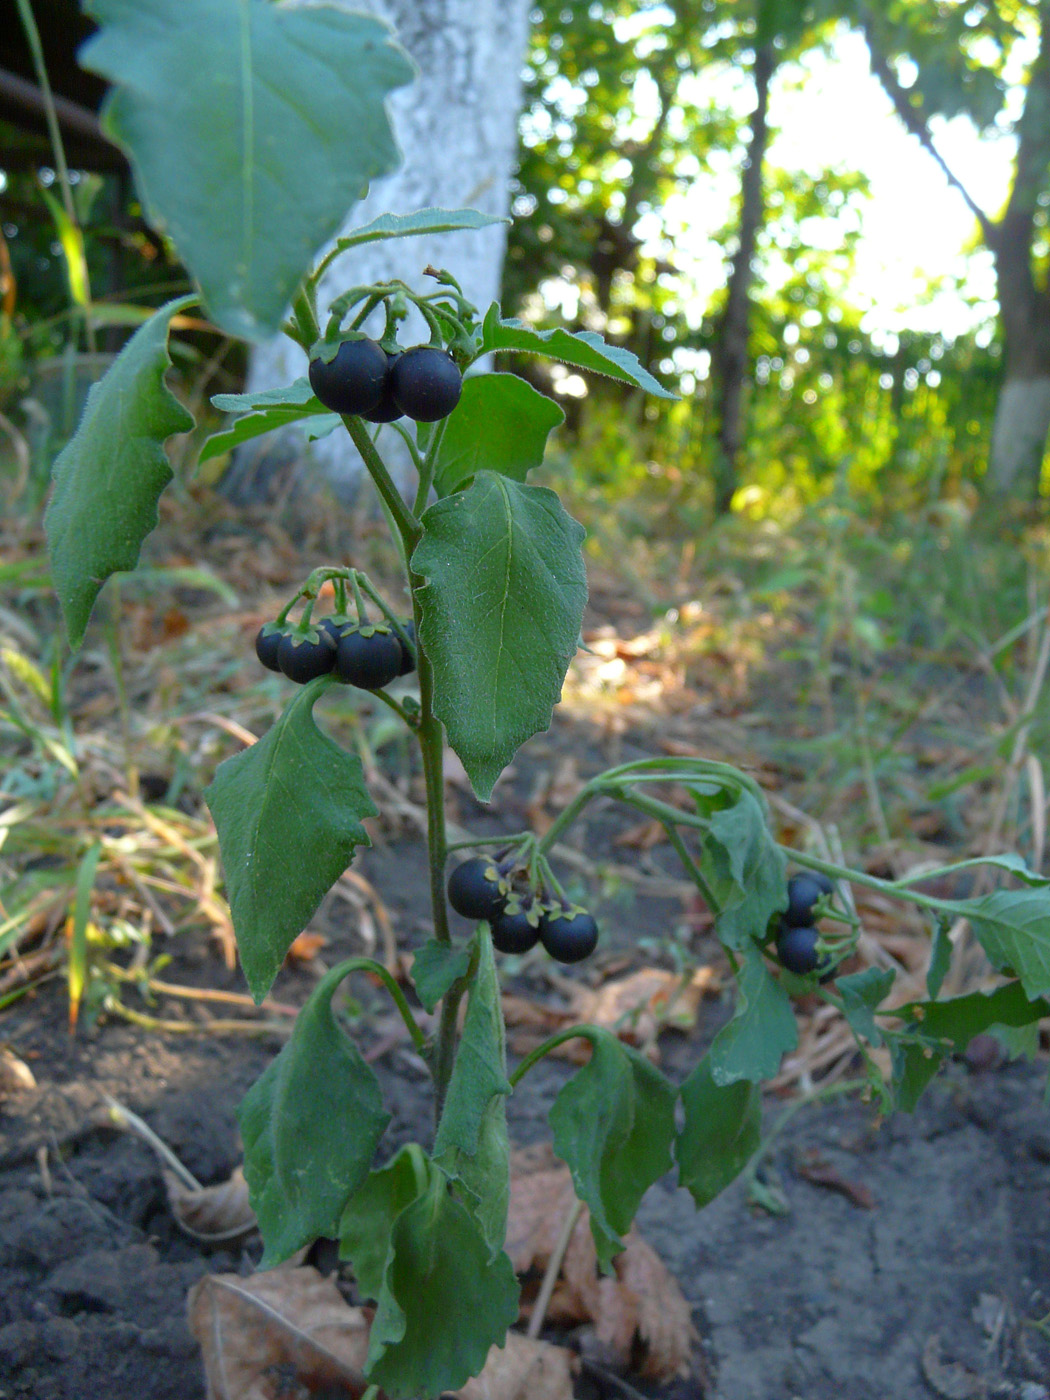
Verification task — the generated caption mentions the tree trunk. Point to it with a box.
[222,0,531,505]
[708,41,775,516]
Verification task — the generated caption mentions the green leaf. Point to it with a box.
[889,1038,944,1114]
[44,296,195,648]
[549,1029,677,1271]
[434,933,511,1256]
[700,788,788,949]
[211,379,322,415]
[937,889,1050,998]
[411,939,472,1014]
[927,917,952,999]
[675,1055,761,1209]
[204,681,378,1002]
[708,943,798,1086]
[201,378,340,463]
[479,303,676,399]
[339,1145,437,1300]
[431,374,564,495]
[326,207,508,258]
[366,1173,520,1399]
[80,0,414,339]
[412,472,587,801]
[237,961,390,1265]
[837,967,896,1046]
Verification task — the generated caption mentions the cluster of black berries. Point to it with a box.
[775,872,835,976]
[446,856,599,965]
[255,618,415,689]
[308,337,462,424]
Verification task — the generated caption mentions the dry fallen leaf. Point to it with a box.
[794,1152,875,1210]
[457,1332,577,1400]
[285,931,327,964]
[188,1267,371,1400]
[569,966,718,1042]
[163,1165,258,1243]
[0,1048,36,1095]
[506,1155,699,1381]
[921,1334,986,1400]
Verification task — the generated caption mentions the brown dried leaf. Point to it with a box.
[506,1162,697,1381]
[163,1166,258,1243]
[569,966,718,1041]
[613,818,668,851]
[187,1266,371,1400]
[285,931,327,964]
[456,1332,577,1400]
[0,1048,36,1095]
[921,1334,986,1400]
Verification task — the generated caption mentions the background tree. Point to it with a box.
[856,0,1050,500]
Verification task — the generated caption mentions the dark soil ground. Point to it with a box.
[1,512,1048,1400]
[2,704,1049,1400]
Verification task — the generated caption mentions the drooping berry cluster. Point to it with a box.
[775,871,835,976]
[309,337,462,424]
[446,856,600,965]
[255,618,415,689]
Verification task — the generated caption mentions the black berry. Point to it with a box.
[447,857,505,921]
[334,627,403,690]
[255,625,285,672]
[360,351,404,423]
[491,901,541,954]
[390,346,462,422]
[396,620,416,677]
[277,630,337,684]
[539,907,599,964]
[784,872,833,927]
[308,337,388,416]
[776,923,822,976]
[318,615,355,649]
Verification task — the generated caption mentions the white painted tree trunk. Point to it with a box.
[225,0,531,502]
[988,376,1050,496]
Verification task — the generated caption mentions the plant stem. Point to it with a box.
[508,1025,596,1088]
[290,285,320,349]
[343,415,421,546]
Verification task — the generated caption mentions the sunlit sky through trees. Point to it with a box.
[645,24,1030,350]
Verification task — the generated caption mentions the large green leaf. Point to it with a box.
[700,788,787,949]
[478,303,676,399]
[549,1030,677,1271]
[838,967,896,1046]
[238,961,390,1266]
[938,888,1050,998]
[339,1145,437,1300]
[708,943,799,1085]
[412,472,587,801]
[366,1173,520,1398]
[434,933,511,1256]
[44,296,195,648]
[204,680,378,1002]
[675,1055,761,1209]
[80,0,414,339]
[431,374,564,495]
[200,378,338,464]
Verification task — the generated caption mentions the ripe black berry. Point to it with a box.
[390,346,462,422]
[491,900,541,954]
[396,620,416,677]
[360,351,403,423]
[255,625,285,672]
[539,907,599,964]
[318,615,355,649]
[784,872,833,927]
[277,629,337,684]
[308,337,388,416]
[334,627,403,690]
[776,923,822,975]
[447,857,505,921]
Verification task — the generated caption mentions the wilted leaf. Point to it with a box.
[187,1267,371,1400]
[163,1165,257,1243]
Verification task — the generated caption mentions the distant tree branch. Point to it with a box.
[858,6,995,244]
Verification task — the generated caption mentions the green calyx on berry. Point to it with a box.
[447,857,506,922]
[334,625,403,690]
[308,336,388,416]
[539,905,599,964]
[277,628,337,684]
[390,345,462,422]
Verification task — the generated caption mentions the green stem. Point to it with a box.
[536,780,602,854]
[326,956,427,1054]
[509,1025,597,1088]
[290,284,320,350]
[782,849,969,918]
[371,687,418,729]
[740,1077,866,1195]
[343,416,421,547]
[661,821,718,911]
